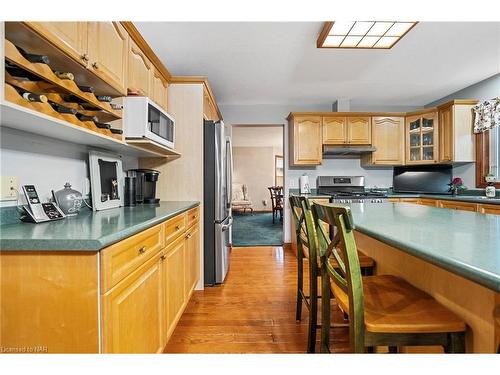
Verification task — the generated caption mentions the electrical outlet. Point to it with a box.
[0,176,19,201]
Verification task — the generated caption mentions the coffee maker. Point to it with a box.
[126,169,160,204]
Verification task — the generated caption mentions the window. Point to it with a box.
[476,127,500,187]
[489,126,499,179]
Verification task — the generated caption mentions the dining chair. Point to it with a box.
[268,186,283,223]
[306,201,466,353]
[289,196,375,353]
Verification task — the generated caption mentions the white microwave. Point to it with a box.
[123,97,175,149]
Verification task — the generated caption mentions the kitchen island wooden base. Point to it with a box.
[355,231,499,353]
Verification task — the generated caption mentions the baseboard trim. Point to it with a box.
[283,242,292,251]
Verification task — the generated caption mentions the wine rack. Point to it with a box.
[4,39,122,141]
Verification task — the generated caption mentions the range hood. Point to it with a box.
[323,145,377,158]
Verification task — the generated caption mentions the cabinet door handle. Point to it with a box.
[160,254,166,261]
[192,215,197,219]
[81,53,89,62]
[186,233,192,239]
[175,225,180,230]
[92,62,99,70]
[138,246,146,254]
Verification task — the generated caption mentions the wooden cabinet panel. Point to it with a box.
[185,223,201,295]
[164,213,186,244]
[322,116,346,144]
[400,198,419,204]
[289,115,322,166]
[186,206,200,229]
[347,117,371,144]
[88,22,128,95]
[477,204,500,215]
[163,236,187,339]
[101,223,164,293]
[439,106,453,163]
[102,253,163,353]
[366,116,404,165]
[203,88,219,121]
[437,200,478,212]
[418,198,438,207]
[26,22,89,66]
[128,38,152,96]
[151,69,168,110]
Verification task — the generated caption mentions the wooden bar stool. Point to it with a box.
[304,201,466,353]
[289,196,375,353]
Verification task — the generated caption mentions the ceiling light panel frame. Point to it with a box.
[317,21,417,49]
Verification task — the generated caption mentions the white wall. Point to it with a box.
[0,127,138,207]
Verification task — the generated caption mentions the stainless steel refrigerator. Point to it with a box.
[203,120,233,285]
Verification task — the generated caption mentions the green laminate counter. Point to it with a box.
[0,201,199,251]
[347,203,500,291]
[288,188,500,205]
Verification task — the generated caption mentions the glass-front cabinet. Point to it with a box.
[405,111,438,164]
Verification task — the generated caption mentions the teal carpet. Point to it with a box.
[232,212,283,247]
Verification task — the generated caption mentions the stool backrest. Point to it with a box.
[310,202,365,353]
[289,196,315,261]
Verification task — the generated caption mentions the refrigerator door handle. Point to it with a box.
[221,216,233,232]
[225,137,233,209]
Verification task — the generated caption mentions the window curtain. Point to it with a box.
[473,97,500,133]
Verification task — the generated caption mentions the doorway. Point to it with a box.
[230,124,285,247]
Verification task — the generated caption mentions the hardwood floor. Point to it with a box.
[164,246,349,353]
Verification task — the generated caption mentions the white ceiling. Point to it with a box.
[136,22,500,107]
[232,126,283,148]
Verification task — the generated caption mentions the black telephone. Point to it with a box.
[21,185,66,223]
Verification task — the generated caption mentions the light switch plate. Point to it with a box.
[0,176,19,201]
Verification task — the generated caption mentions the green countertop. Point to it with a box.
[288,189,500,205]
[348,203,500,291]
[0,201,199,251]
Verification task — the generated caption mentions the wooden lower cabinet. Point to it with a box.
[418,198,438,207]
[102,252,163,354]
[185,223,201,295]
[163,235,187,340]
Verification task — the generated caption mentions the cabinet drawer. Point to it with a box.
[437,200,478,212]
[477,204,500,215]
[186,206,200,228]
[164,213,186,244]
[101,224,164,292]
[418,198,438,207]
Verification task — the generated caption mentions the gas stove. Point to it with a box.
[316,176,388,204]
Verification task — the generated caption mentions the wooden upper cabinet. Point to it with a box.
[128,39,152,96]
[26,22,89,66]
[347,117,371,144]
[102,253,163,353]
[151,69,168,110]
[362,117,404,166]
[439,105,453,163]
[289,115,322,166]
[323,116,347,144]
[87,22,128,95]
[405,110,439,164]
[437,100,477,163]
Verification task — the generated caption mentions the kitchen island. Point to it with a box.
[348,203,500,353]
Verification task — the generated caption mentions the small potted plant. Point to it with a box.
[449,177,466,196]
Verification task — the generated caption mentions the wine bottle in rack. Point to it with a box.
[16,45,50,64]
[96,95,112,103]
[77,85,95,93]
[53,71,75,80]
[6,62,42,81]
[49,102,78,114]
[13,86,48,103]
[94,122,111,129]
[110,128,123,135]
[76,113,99,122]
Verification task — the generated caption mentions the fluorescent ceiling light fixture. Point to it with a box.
[318,21,417,49]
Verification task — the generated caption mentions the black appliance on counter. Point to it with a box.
[126,169,160,204]
[393,165,452,194]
